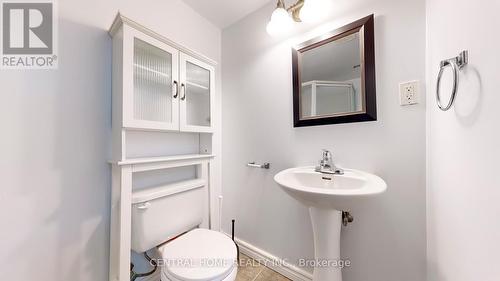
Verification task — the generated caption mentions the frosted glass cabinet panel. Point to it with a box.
[117,24,214,133]
[125,29,179,131]
[134,38,172,122]
[185,62,210,126]
[180,53,214,133]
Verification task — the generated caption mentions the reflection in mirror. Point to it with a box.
[300,32,362,118]
[292,15,376,127]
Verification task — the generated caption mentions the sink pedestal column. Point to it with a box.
[309,207,343,281]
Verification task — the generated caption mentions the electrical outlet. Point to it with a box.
[399,80,419,105]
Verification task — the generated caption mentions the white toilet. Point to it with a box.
[130,180,238,281]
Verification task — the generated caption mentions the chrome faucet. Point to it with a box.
[315,149,344,175]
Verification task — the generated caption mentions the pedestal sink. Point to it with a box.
[274,166,386,281]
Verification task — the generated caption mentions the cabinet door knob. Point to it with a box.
[181,83,186,100]
[173,80,179,98]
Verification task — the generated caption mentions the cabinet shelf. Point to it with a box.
[134,63,171,78]
[132,178,206,204]
[186,81,209,90]
[111,153,215,166]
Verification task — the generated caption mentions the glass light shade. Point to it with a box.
[300,0,331,23]
[299,0,316,22]
[266,7,293,36]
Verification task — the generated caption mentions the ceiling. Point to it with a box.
[182,0,272,28]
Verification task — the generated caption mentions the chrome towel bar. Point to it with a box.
[247,162,270,169]
[436,50,468,111]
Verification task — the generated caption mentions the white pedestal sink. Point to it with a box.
[274,166,386,281]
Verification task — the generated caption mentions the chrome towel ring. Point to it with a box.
[436,50,468,111]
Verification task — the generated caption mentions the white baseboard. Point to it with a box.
[232,236,313,281]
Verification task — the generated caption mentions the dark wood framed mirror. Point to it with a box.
[292,14,376,127]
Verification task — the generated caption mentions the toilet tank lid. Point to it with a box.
[132,179,205,204]
[160,229,237,281]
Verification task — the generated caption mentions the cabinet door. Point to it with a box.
[123,28,179,131]
[179,53,215,133]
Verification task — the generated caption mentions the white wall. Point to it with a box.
[0,1,221,280]
[221,0,426,280]
[426,0,500,280]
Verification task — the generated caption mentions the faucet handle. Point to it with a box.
[322,149,332,160]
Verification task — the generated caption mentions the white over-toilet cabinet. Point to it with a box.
[108,14,218,281]
[117,16,214,134]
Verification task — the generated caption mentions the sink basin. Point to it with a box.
[274,166,386,210]
[274,166,386,281]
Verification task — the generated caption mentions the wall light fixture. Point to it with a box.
[266,0,322,36]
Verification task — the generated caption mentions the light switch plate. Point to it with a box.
[399,80,419,105]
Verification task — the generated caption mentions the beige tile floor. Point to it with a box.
[235,254,291,281]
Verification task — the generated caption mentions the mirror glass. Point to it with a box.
[300,32,362,118]
[292,15,376,127]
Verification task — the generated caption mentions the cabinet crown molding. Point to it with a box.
[109,12,218,67]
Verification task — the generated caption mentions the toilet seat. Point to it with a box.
[160,229,237,281]
[162,265,237,281]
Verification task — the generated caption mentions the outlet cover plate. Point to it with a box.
[399,80,419,106]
